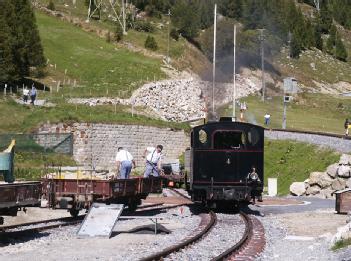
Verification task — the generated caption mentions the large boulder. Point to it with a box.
[346,178,351,188]
[337,165,351,178]
[308,172,333,188]
[331,178,347,191]
[306,185,321,195]
[318,188,335,199]
[290,182,306,196]
[326,163,339,178]
[339,154,351,165]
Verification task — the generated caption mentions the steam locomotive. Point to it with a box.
[187,117,264,208]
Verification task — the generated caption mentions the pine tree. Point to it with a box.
[314,26,323,50]
[290,31,302,58]
[0,2,16,83]
[335,35,348,61]
[9,0,45,78]
[326,25,336,54]
[144,35,158,50]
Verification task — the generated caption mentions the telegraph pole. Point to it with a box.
[233,24,237,120]
[314,0,320,12]
[167,9,171,64]
[122,0,126,35]
[212,4,217,116]
[259,29,265,102]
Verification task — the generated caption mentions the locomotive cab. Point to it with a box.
[188,119,264,208]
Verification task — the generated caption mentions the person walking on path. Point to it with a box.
[30,85,37,105]
[345,119,350,136]
[115,147,135,179]
[264,113,271,126]
[143,145,163,178]
[23,87,29,103]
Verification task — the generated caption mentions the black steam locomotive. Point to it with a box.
[187,117,264,208]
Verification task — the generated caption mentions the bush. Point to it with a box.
[134,20,155,33]
[47,1,55,11]
[114,25,123,42]
[106,31,111,43]
[170,28,179,41]
[144,35,158,51]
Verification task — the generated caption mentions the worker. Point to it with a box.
[115,147,135,179]
[247,167,262,204]
[143,145,163,178]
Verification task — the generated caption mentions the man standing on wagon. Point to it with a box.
[116,147,136,179]
[143,145,163,178]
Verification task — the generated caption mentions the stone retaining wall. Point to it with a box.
[37,123,189,170]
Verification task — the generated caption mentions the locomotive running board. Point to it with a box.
[77,203,124,238]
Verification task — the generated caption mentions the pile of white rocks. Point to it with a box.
[68,72,263,122]
[290,154,351,199]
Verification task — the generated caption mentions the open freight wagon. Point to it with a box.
[41,177,164,216]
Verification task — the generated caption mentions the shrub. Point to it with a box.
[144,35,158,51]
[47,1,55,11]
[114,25,123,42]
[170,28,179,41]
[134,20,155,33]
[106,31,111,43]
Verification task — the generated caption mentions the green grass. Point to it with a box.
[36,11,165,98]
[223,93,351,135]
[0,98,190,134]
[14,151,76,180]
[264,139,340,195]
[331,238,351,251]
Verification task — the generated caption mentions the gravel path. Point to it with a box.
[257,214,351,261]
[165,213,245,261]
[0,206,201,261]
[265,130,351,153]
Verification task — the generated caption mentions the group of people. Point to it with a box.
[22,86,37,105]
[115,145,163,179]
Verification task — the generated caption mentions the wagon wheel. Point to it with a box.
[69,208,79,218]
[128,200,138,212]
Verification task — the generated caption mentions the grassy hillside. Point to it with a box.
[265,139,340,195]
[36,11,165,98]
[222,93,351,135]
[0,98,189,134]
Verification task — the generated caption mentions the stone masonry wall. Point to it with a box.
[37,123,190,170]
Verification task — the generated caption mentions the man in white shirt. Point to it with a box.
[23,87,29,103]
[264,113,271,126]
[143,145,163,178]
[116,147,135,179]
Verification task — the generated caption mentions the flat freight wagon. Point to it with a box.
[42,177,164,216]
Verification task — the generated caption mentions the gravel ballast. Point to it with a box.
[165,213,245,261]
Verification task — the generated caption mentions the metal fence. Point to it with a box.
[0,133,73,155]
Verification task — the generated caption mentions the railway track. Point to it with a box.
[138,209,265,261]
[0,196,191,241]
[140,210,217,261]
[212,212,265,261]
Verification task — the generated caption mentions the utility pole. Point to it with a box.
[122,0,126,35]
[314,0,320,12]
[233,24,237,120]
[167,9,171,64]
[288,31,292,58]
[259,29,265,102]
[212,4,217,116]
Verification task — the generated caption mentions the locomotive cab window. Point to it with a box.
[213,131,246,149]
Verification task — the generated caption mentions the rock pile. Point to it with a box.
[69,71,263,122]
[290,154,351,198]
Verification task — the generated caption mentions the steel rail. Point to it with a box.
[139,211,217,261]
[211,211,252,261]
